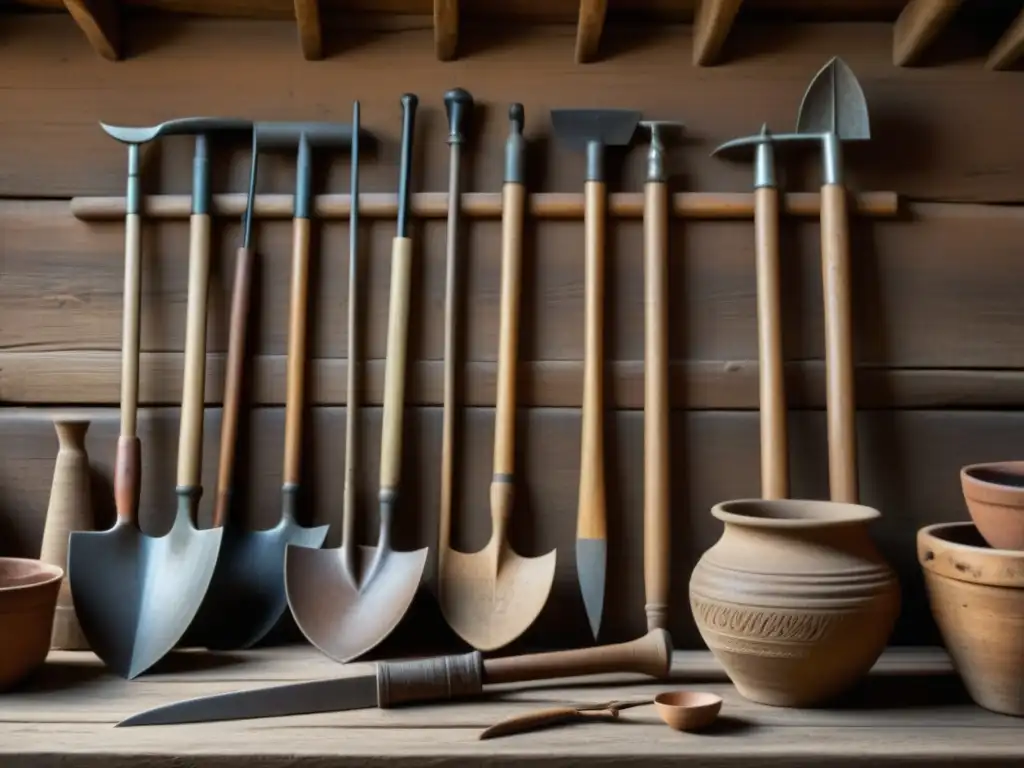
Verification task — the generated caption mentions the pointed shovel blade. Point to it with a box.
[796,57,870,141]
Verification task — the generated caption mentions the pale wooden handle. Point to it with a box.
[283,218,311,486]
[643,181,670,632]
[494,181,525,476]
[213,245,254,527]
[484,627,671,684]
[176,213,212,488]
[577,180,606,540]
[120,213,142,439]
[380,236,413,491]
[820,183,858,503]
[479,708,585,740]
[756,186,788,500]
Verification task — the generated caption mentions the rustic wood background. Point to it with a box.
[2,10,1024,654]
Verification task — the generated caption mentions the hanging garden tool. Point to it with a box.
[70,118,249,679]
[286,95,428,663]
[638,120,683,633]
[117,628,672,726]
[712,57,869,502]
[551,107,641,640]
[438,103,556,651]
[712,124,788,499]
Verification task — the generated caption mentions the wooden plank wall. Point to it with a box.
[2,13,1023,651]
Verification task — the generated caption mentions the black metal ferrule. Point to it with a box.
[175,484,203,522]
[397,94,418,239]
[295,133,312,220]
[378,487,397,535]
[125,143,141,216]
[191,133,210,216]
[754,140,776,190]
[242,128,259,249]
[646,137,665,184]
[281,482,300,523]
[504,103,525,185]
[492,472,514,484]
[585,140,603,183]
[444,88,473,146]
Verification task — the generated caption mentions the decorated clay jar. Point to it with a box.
[689,498,900,707]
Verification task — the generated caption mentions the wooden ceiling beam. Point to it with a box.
[892,0,962,66]
[434,0,458,61]
[987,8,1024,71]
[574,0,607,63]
[293,0,323,60]
[62,0,121,60]
[693,0,744,66]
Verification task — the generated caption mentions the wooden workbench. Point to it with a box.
[3,644,1020,766]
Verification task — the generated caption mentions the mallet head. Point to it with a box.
[444,88,474,145]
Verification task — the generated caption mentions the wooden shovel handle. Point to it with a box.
[380,236,413,491]
[283,217,311,486]
[755,186,788,500]
[494,181,525,477]
[577,180,607,540]
[643,180,670,632]
[213,245,254,527]
[176,213,212,489]
[115,211,143,525]
[820,183,858,503]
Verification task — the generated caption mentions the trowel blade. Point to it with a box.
[796,57,870,141]
[68,514,223,679]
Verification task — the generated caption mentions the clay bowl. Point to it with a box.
[918,522,1024,716]
[960,461,1024,551]
[653,691,722,732]
[0,558,63,690]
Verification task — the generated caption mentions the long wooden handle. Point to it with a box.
[176,213,212,489]
[380,236,413,492]
[577,180,607,541]
[493,181,525,476]
[213,244,254,527]
[820,183,857,503]
[756,186,788,500]
[376,628,672,709]
[283,217,311,486]
[115,211,143,525]
[643,180,670,632]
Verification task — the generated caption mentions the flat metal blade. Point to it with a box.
[576,537,606,640]
[116,673,379,727]
[550,109,641,148]
[796,57,870,140]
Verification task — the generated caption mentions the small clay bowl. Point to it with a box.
[0,558,63,691]
[961,461,1024,551]
[653,691,723,732]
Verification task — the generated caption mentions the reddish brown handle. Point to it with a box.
[755,186,788,499]
[820,183,857,503]
[114,435,140,526]
[479,708,586,740]
[213,245,254,527]
[283,218,311,486]
[483,628,671,685]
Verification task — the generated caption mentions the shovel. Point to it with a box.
[438,103,556,651]
[69,118,248,678]
[285,94,428,663]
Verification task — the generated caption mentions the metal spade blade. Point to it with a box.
[796,56,870,141]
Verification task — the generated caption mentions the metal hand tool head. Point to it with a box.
[505,103,526,184]
[397,93,418,238]
[551,108,641,182]
[253,121,362,149]
[100,117,252,144]
[444,87,473,145]
[639,120,684,183]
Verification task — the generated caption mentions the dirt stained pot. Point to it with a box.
[689,498,900,707]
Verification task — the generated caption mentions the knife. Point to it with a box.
[117,629,672,727]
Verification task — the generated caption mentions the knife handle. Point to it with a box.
[376,629,671,708]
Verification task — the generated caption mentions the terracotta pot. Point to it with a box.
[0,558,63,691]
[918,521,1024,717]
[960,461,1024,551]
[689,498,900,707]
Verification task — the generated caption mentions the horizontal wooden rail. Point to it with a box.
[70,190,900,221]
[1,351,1017,409]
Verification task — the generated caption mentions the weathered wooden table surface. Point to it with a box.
[3,645,1020,766]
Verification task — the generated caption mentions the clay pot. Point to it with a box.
[689,498,900,707]
[918,521,1024,717]
[960,461,1024,551]
[0,558,63,691]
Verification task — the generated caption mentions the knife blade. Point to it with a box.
[117,628,672,727]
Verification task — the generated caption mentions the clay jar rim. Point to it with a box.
[0,558,64,593]
[711,498,881,529]
[960,461,1024,508]
[917,521,1024,588]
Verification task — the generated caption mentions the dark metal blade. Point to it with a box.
[796,57,870,141]
[116,673,379,727]
[576,537,606,640]
[550,109,641,148]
